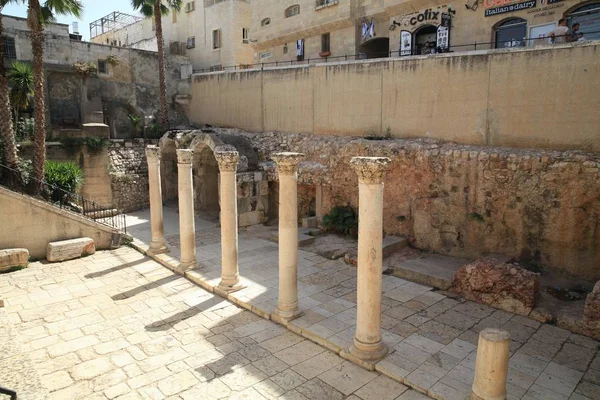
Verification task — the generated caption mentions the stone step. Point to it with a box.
[302,216,319,229]
[46,237,96,262]
[392,254,473,290]
[383,236,408,257]
[0,249,29,272]
[270,229,316,247]
[86,208,120,219]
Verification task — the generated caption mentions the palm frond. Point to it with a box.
[8,61,34,111]
[43,0,83,19]
[168,0,182,12]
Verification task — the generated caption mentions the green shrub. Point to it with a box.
[14,117,35,142]
[145,122,164,139]
[59,137,110,155]
[322,206,358,237]
[44,161,84,202]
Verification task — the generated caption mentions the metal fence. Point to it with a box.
[193,33,599,74]
[0,163,127,233]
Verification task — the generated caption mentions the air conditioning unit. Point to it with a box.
[185,1,195,12]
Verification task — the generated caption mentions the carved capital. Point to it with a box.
[176,149,194,164]
[145,145,160,162]
[350,157,391,184]
[271,152,305,175]
[215,150,240,172]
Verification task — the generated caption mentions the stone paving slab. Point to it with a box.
[124,208,600,400]
[0,247,430,400]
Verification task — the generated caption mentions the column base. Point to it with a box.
[217,280,246,294]
[147,243,169,256]
[272,307,303,324]
[177,260,196,273]
[349,339,388,362]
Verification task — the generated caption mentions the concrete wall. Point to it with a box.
[189,43,600,153]
[0,187,115,259]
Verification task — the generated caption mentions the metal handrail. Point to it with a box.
[0,163,126,233]
[193,32,600,74]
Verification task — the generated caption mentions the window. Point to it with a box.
[212,29,220,49]
[285,5,300,18]
[283,43,288,54]
[187,36,196,49]
[185,1,195,12]
[3,37,16,60]
[568,2,600,41]
[98,60,108,74]
[259,52,271,60]
[316,0,338,8]
[321,33,330,53]
[261,18,271,27]
[494,18,527,49]
[173,10,178,23]
[242,28,249,44]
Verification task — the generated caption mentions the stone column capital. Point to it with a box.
[145,145,160,162]
[176,149,193,164]
[215,150,240,172]
[351,157,391,184]
[272,152,305,175]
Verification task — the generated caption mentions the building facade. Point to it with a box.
[90,0,254,71]
[250,0,600,63]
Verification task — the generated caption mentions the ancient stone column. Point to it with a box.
[349,156,391,361]
[145,145,168,255]
[176,149,196,271]
[472,329,510,400]
[215,150,244,293]
[272,152,305,321]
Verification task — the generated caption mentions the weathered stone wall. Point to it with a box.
[189,43,600,153]
[206,128,600,280]
[3,15,189,137]
[108,140,158,213]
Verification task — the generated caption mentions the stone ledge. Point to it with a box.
[46,238,95,263]
[0,248,29,272]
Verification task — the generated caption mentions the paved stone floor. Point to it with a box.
[124,207,600,400]
[0,247,429,400]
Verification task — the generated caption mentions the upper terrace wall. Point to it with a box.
[189,42,600,153]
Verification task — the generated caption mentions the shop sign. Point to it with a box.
[484,0,537,16]
[437,25,450,50]
[398,8,442,27]
[400,30,412,55]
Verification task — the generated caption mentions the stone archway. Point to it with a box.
[359,37,390,59]
[192,144,220,216]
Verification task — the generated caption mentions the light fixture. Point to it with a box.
[389,20,402,31]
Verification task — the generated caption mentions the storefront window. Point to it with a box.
[568,2,600,41]
[414,25,438,55]
[494,18,527,49]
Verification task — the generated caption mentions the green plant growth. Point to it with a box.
[72,61,97,77]
[385,127,392,139]
[59,137,110,154]
[44,160,84,202]
[146,122,164,139]
[467,212,485,222]
[8,61,34,124]
[14,118,35,142]
[106,54,120,66]
[322,206,358,236]
[128,114,142,134]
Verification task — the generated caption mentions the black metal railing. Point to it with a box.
[0,163,127,233]
[192,33,600,74]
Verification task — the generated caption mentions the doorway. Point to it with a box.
[414,25,438,55]
[358,37,390,59]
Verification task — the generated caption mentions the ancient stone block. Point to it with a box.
[451,259,539,316]
[239,211,264,227]
[46,238,95,262]
[0,249,29,272]
[584,281,600,324]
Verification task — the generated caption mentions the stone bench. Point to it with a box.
[0,248,29,272]
[46,238,95,262]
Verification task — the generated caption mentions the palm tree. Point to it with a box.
[27,0,82,191]
[132,0,182,131]
[0,0,20,173]
[8,61,34,127]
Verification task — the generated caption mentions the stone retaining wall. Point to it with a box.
[209,128,600,280]
[109,139,158,212]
